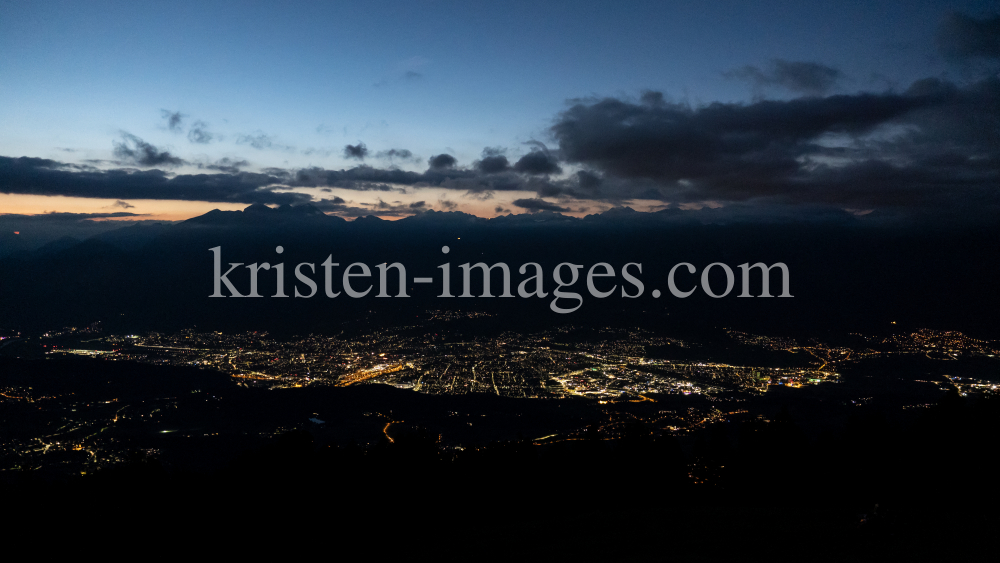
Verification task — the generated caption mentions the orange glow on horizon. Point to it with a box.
[1,192,676,222]
[0,194,248,221]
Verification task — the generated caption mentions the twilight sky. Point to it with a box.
[1,0,997,223]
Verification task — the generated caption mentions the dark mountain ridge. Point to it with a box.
[1,204,997,339]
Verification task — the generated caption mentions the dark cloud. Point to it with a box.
[188,121,214,144]
[635,188,665,200]
[237,132,283,150]
[106,200,134,209]
[938,12,1000,60]
[0,156,308,206]
[1,153,569,210]
[725,59,843,96]
[551,78,1000,219]
[311,197,421,218]
[308,198,370,217]
[260,167,293,181]
[161,110,184,131]
[438,174,523,194]
[203,158,249,174]
[291,165,421,190]
[640,91,666,106]
[493,206,511,214]
[377,148,413,159]
[375,148,416,162]
[2,152,573,209]
[554,87,941,183]
[276,151,568,196]
[344,143,369,160]
[438,199,458,210]
[464,190,495,201]
[477,154,510,174]
[301,147,335,157]
[428,153,457,170]
[512,198,570,213]
[368,198,430,216]
[513,150,562,175]
[575,170,603,192]
[112,133,185,167]
[291,166,404,191]
[289,164,519,195]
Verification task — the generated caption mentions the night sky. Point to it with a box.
[1,1,997,226]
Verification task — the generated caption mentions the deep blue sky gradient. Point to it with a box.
[1,0,989,165]
[0,0,997,222]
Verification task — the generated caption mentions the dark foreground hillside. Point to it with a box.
[6,388,998,561]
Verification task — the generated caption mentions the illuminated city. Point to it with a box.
[3,316,996,478]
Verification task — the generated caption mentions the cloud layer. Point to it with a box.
[5,10,998,226]
[113,133,185,167]
[724,59,843,96]
[0,156,309,205]
[550,77,999,219]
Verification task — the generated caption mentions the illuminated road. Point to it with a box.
[338,363,404,386]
